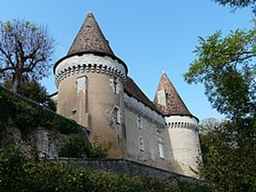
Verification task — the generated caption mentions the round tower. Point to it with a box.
[154,72,201,177]
[165,115,200,177]
[54,13,128,158]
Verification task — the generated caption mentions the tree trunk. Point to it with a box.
[11,72,22,93]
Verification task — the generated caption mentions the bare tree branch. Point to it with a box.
[0,19,55,92]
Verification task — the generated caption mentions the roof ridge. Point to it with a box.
[67,12,115,56]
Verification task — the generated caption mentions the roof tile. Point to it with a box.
[124,77,160,113]
[153,72,192,116]
[67,12,114,56]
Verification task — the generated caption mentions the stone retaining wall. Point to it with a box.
[58,158,196,182]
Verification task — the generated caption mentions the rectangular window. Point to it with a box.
[114,106,121,124]
[137,115,143,129]
[76,76,87,92]
[158,143,164,159]
[139,136,144,151]
[111,77,119,94]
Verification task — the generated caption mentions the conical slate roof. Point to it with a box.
[153,72,192,116]
[67,12,115,56]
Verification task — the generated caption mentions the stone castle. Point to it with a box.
[52,12,201,177]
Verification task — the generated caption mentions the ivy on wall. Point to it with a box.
[0,86,110,159]
[0,86,82,137]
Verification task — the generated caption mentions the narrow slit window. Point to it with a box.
[114,106,121,124]
[158,143,164,159]
[137,115,143,129]
[112,77,119,94]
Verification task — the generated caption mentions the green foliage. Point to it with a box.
[213,0,256,14]
[59,135,90,158]
[15,100,40,133]
[0,148,210,192]
[89,135,111,158]
[3,79,56,111]
[0,147,26,191]
[184,26,256,119]
[0,86,80,137]
[59,135,112,159]
[184,15,256,191]
[199,118,256,192]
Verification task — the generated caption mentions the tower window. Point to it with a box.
[138,136,144,151]
[76,76,87,92]
[158,143,164,159]
[111,77,119,94]
[137,115,143,129]
[113,106,121,124]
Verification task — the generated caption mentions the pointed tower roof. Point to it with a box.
[54,12,128,75]
[153,72,193,117]
[67,12,115,56]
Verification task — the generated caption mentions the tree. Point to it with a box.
[199,118,256,192]
[213,0,256,14]
[184,18,256,192]
[184,26,256,119]
[3,79,56,111]
[0,19,55,92]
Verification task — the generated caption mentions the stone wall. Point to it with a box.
[58,158,195,182]
[0,86,90,160]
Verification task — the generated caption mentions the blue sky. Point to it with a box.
[0,0,253,120]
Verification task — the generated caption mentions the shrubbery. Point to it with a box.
[0,86,81,136]
[0,148,210,192]
[89,135,111,158]
[59,135,90,158]
[59,135,111,158]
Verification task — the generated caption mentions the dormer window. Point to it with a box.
[157,89,167,106]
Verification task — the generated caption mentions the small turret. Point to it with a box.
[154,72,201,177]
[54,12,128,158]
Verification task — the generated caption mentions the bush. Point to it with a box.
[89,135,111,158]
[0,147,26,191]
[0,86,81,137]
[59,135,111,159]
[59,135,90,158]
[0,148,211,192]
